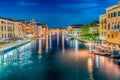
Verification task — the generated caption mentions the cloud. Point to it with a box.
[15,1,38,6]
[60,3,99,9]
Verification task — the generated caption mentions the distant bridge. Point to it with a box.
[48,28,66,34]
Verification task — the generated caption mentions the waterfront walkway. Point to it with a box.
[0,40,31,52]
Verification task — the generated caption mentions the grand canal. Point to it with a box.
[0,33,120,80]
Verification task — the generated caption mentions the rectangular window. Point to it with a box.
[111,13,113,18]
[1,21,4,24]
[108,23,110,30]
[118,11,120,16]
[105,25,106,29]
[108,14,111,18]
[114,12,117,17]
[111,34,114,38]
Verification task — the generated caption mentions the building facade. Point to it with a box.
[0,18,14,41]
[99,14,107,43]
[21,21,35,38]
[66,26,72,34]
[14,21,23,38]
[70,25,83,38]
[36,24,48,37]
[99,1,120,50]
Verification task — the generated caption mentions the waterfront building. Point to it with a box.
[70,24,83,38]
[14,21,23,38]
[99,0,120,50]
[0,17,14,41]
[31,19,38,37]
[99,14,107,44]
[37,24,48,37]
[36,24,43,37]
[66,26,72,34]
[89,26,99,34]
[21,21,35,38]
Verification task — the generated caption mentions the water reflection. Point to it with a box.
[0,34,120,80]
[62,34,65,53]
[88,56,93,80]
[46,35,48,52]
[57,33,59,49]
[95,55,99,68]
[38,39,42,53]
[50,34,52,49]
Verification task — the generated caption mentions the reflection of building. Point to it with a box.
[50,34,52,48]
[70,24,83,38]
[99,1,120,50]
[38,39,42,53]
[62,34,65,53]
[46,35,48,52]
[57,33,59,49]
[88,57,93,80]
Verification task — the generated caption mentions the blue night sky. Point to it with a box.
[0,0,118,28]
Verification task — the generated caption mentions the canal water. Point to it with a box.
[0,33,120,80]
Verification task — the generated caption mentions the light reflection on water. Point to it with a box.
[0,34,120,80]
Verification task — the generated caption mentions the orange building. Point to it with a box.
[66,26,72,34]
[99,14,107,44]
[100,1,120,50]
[21,21,35,38]
[38,24,48,37]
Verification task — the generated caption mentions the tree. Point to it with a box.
[90,20,99,27]
[81,25,90,35]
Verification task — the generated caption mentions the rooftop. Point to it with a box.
[70,24,83,28]
[106,1,120,11]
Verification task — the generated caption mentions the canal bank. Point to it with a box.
[0,40,31,53]
[69,35,120,59]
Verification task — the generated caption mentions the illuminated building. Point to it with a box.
[70,24,83,38]
[99,1,120,50]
